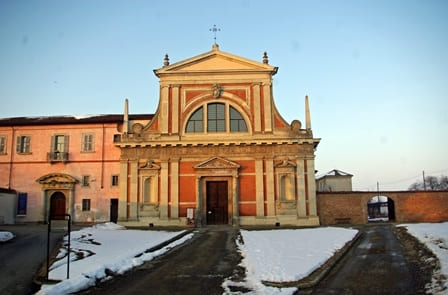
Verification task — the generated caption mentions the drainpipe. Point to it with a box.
[8,127,15,189]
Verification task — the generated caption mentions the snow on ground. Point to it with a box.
[37,222,193,295]
[0,231,14,242]
[400,222,448,294]
[35,222,446,295]
[223,227,359,295]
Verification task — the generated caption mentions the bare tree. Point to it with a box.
[408,175,448,190]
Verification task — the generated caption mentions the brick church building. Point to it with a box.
[115,44,320,226]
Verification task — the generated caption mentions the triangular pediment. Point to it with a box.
[194,157,240,170]
[154,46,277,76]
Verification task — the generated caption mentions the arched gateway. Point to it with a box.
[36,173,77,222]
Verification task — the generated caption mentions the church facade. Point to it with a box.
[115,44,321,226]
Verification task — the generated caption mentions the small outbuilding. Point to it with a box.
[0,188,17,224]
[316,169,353,192]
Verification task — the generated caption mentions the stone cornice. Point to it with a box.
[115,138,320,148]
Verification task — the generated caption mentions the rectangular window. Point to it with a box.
[16,135,31,154]
[0,136,6,154]
[82,175,90,187]
[82,199,91,211]
[111,175,119,186]
[82,133,94,152]
[17,193,27,215]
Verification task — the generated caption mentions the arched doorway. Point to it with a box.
[50,192,66,220]
[367,195,395,222]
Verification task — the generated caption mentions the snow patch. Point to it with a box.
[0,231,14,242]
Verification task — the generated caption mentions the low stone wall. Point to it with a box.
[317,190,448,225]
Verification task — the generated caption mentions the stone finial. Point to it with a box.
[212,43,220,50]
[163,54,169,67]
[123,98,129,134]
[263,52,269,64]
[305,95,311,130]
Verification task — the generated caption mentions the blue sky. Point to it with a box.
[1,0,447,190]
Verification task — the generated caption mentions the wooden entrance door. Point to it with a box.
[50,192,66,220]
[206,181,228,225]
[110,199,118,223]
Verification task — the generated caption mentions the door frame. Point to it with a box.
[200,176,233,226]
[110,198,119,223]
[205,180,230,225]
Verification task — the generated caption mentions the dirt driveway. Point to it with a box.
[74,224,436,295]
[298,224,436,295]
[0,224,64,295]
[80,226,244,295]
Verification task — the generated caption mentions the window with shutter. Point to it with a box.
[0,136,6,154]
[16,136,31,154]
[82,133,94,152]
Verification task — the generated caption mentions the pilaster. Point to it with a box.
[263,83,272,132]
[255,158,265,217]
[171,85,180,134]
[196,176,202,226]
[253,83,262,132]
[296,158,307,217]
[265,158,275,216]
[232,175,239,225]
[160,160,169,218]
[170,159,179,218]
[129,159,138,219]
[119,159,128,220]
[306,158,317,216]
[160,85,169,134]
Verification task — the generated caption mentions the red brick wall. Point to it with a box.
[317,191,448,225]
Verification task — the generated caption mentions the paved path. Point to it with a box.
[81,226,243,295]
[0,224,64,295]
[300,224,429,295]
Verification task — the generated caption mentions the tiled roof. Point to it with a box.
[0,114,153,126]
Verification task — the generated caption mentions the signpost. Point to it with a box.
[47,214,71,280]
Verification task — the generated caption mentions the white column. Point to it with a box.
[253,83,262,132]
[196,176,202,226]
[129,160,138,220]
[255,159,265,217]
[296,158,307,217]
[170,159,179,218]
[160,161,169,218]
[119,159,128,220]
[265,159,275,216]
[306,158,317,216]
[263,83,272,132]
[160,85,169,134]
[171,85,180,134]
[232,175,239,225]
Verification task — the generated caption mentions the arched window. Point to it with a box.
[186,107,203,133]
[185,103,248,133]
[230,106,247,132]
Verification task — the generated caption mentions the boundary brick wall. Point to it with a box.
[317,190,448,225]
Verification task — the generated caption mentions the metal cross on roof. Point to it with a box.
[209,25,221,44]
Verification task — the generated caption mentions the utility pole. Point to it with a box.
[423,170,426,191]
[377,181,379,195]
